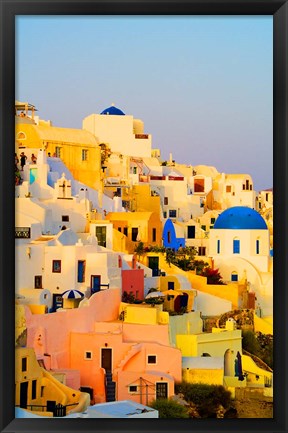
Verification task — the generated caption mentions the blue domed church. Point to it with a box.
[209,206,272,317]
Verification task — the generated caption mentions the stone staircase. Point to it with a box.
[105,370,116,402]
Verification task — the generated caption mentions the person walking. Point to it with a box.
[31,153,37,164]
[20,152,27,171]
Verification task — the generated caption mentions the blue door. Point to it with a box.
[91,275,101,294]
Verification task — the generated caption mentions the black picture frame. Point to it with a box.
[1,1,287,432]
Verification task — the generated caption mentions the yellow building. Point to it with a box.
[106,211,162,254]
[15,347,90,416]
[122,184,161,215]
[16,116,102,192]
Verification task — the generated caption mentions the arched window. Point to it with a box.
[231,272,238,282]
[233,238,240,254]
[17,131,26,140]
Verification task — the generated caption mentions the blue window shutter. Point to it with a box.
[233,240,240,254]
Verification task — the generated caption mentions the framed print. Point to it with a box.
[1,0,288,433]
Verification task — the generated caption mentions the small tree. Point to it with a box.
[200,267,225,285]
[149,399,189,418]
[134,241,145,261]
[165,249,176,267]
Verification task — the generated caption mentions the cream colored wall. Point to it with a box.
[43,244,121,295]
[89,221,114,250]
[83,114,152,158]
[15,244,45,292]
[150,178,204,220]
[210,228,270,273]
[212,174,256,209]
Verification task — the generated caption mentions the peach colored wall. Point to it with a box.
[70,333,181,404]
[70,332,132,403]
[122,323,170,346]
[122,268,144,300]
[117,371,175,404]
[25,288,121,369]
[119,342,182,381]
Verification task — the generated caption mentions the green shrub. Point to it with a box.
[175,382,232,418]
[149,399,189,418]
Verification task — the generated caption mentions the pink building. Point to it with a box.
[121,255,144,300]
[25,289,182,404]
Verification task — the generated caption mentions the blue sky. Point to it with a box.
[16,16,273,191]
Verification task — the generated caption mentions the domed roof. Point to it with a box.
[100,105,125,116]
[214,206,267,230]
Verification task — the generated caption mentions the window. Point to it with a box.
[96,226,107,247]
[118,227,122,232]
[129,385,138,393]
[256,239,260,255]
[31,380,37,400]
[123,227,128,236]
[233,239,240,254]
[217,240,220,254]
[147,355,157,364]
[226,185,232,193]
[78,260,86,283]
[52,260,61,273]
[246,180,249,190]
[133,167,137,174]
[131,227,138,242]
[168,281,174,290]
[211,218,216,224]
[169,210,176,218]
[34,275,42,289]
[163,211,167,218]
[231,272,238,282]
[198,246,206,256]
[62,215,69,222]
[55,146,61,158]
[164,197,168,205]
[156,382,168,399]
[82,149,88,161]
[201,225,206,231]
[85,351,92,360]
[266,193,269,201]
[194,178,204,192]
[187,225,195,239]
[21,358,27,372]
[152,228,156,242]
[167,231,171,244]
